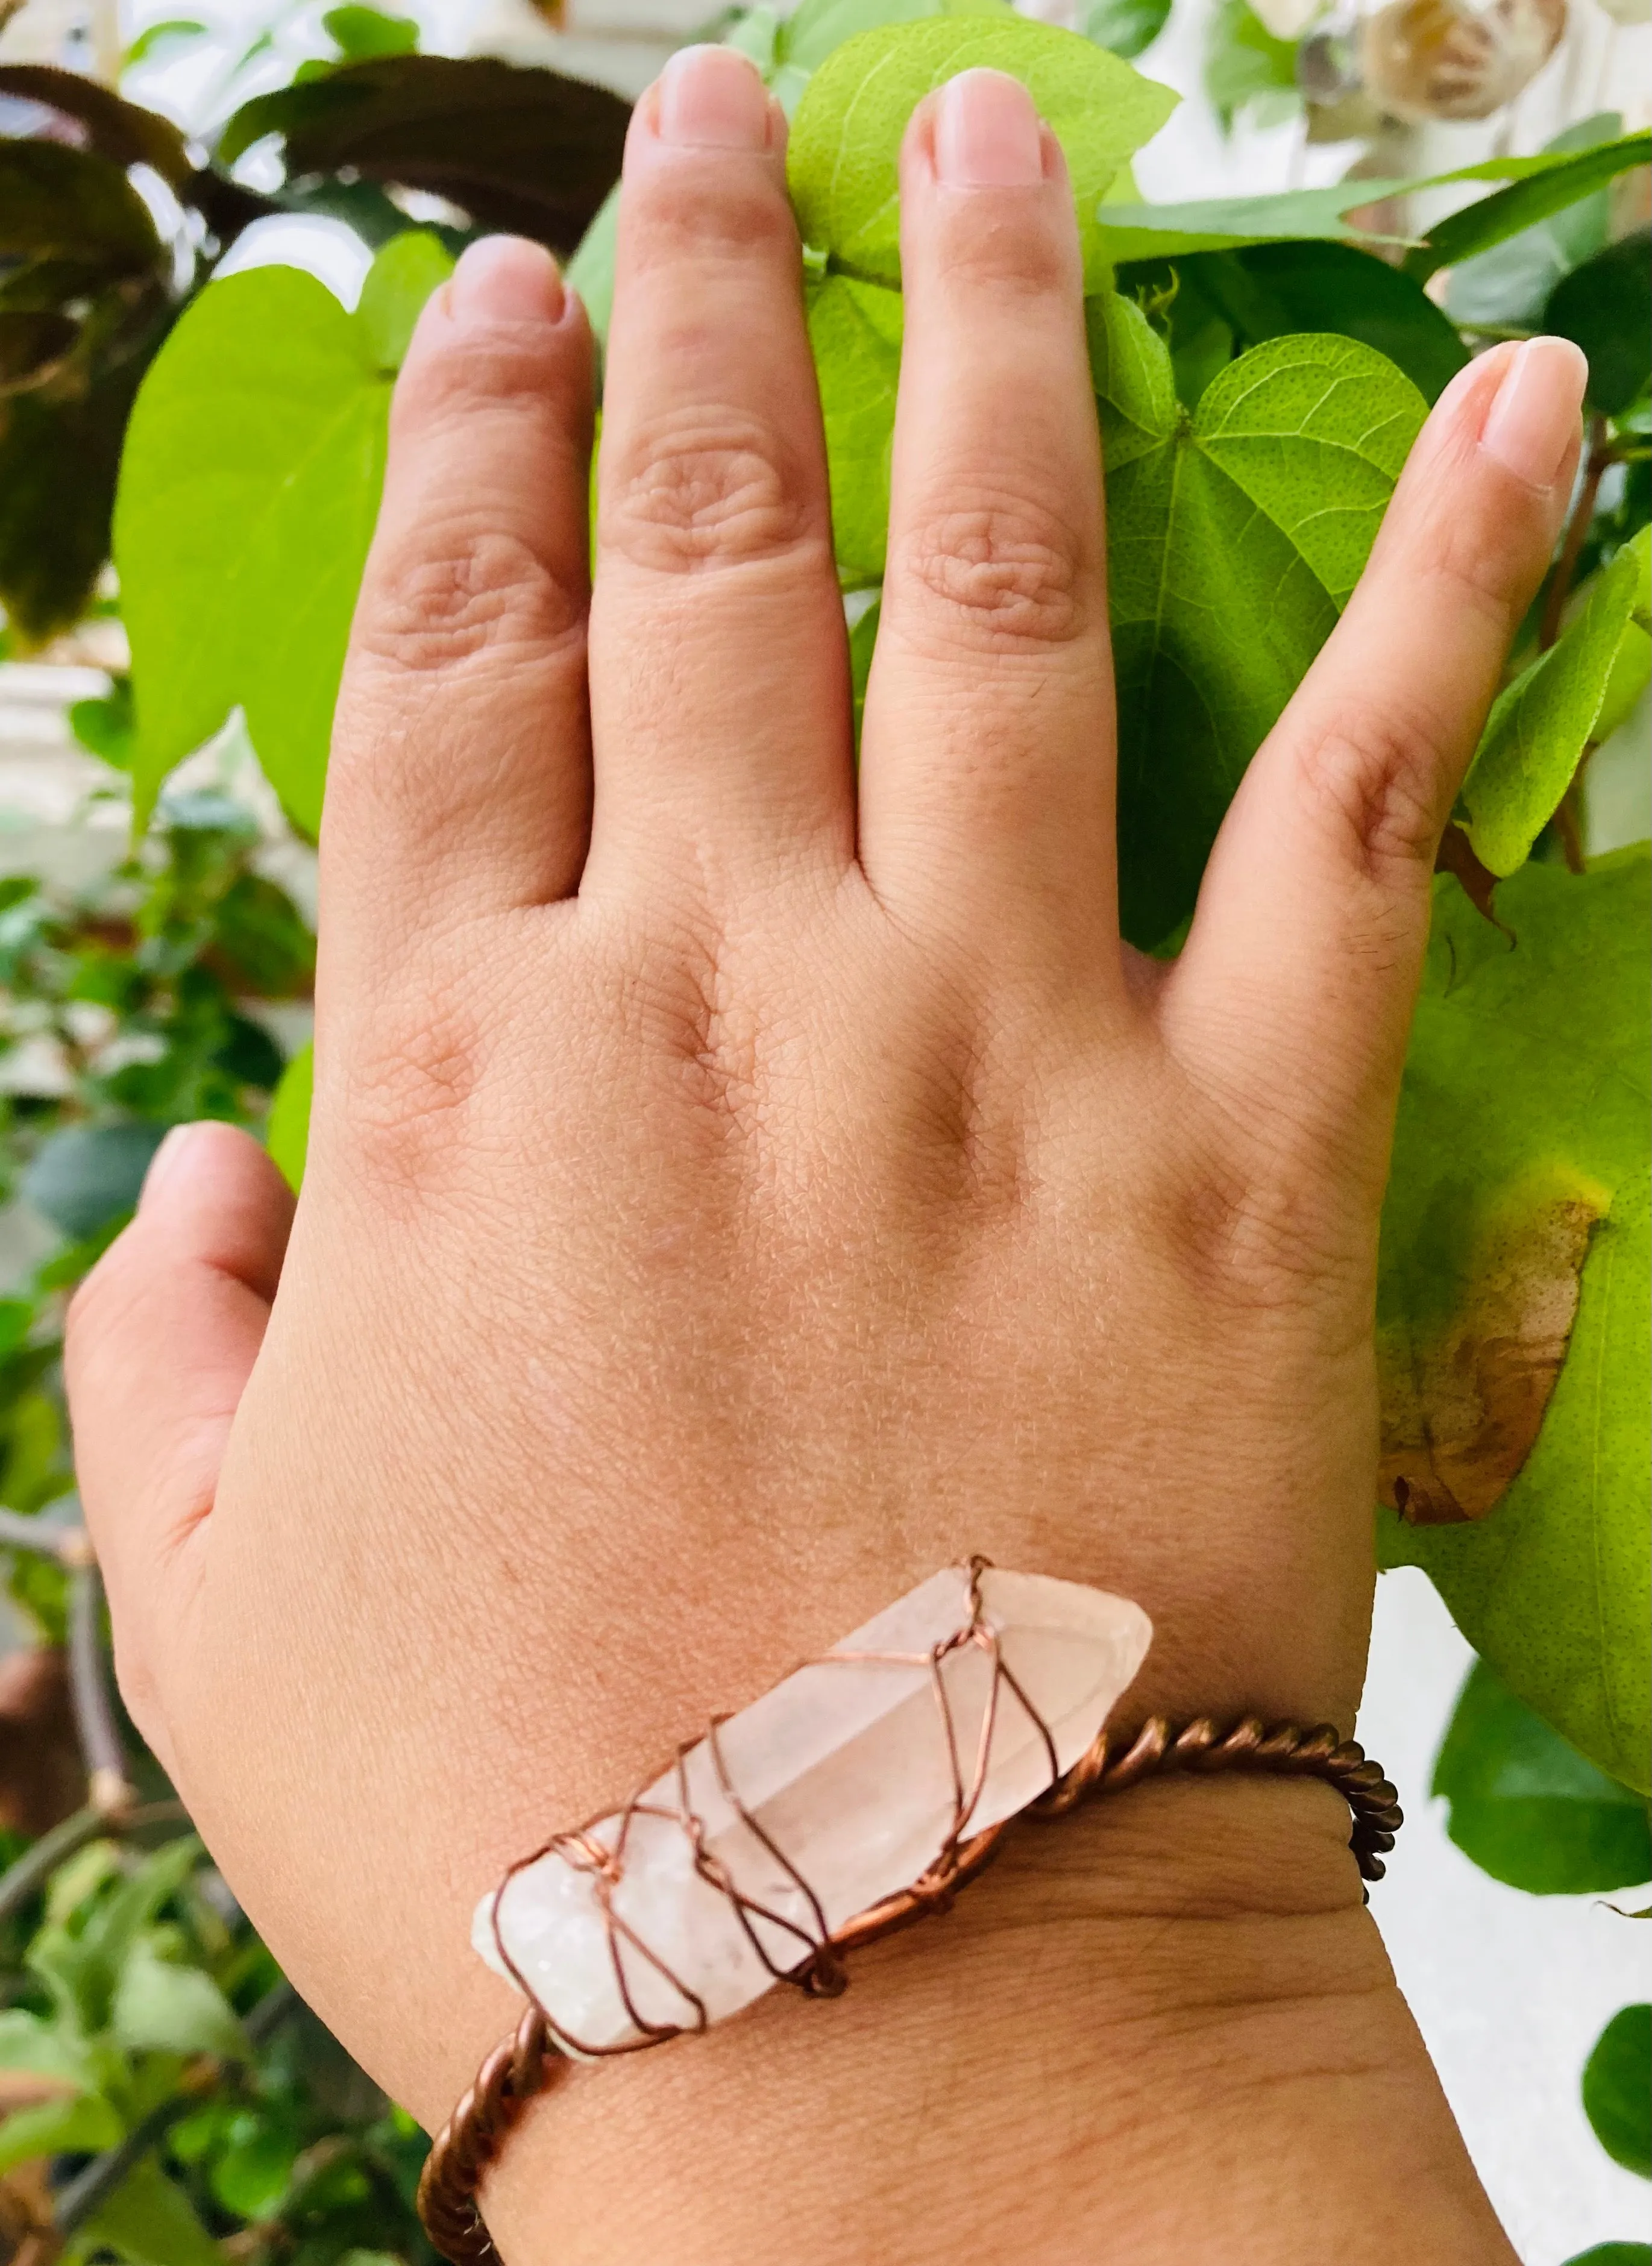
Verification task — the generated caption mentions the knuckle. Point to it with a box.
[600,404,817,575]
[1162,1138,1361,1316]
[356,522,585,677]
[339,972,492,1200]
[1293,704,1452,882]
[893,499,1088,653]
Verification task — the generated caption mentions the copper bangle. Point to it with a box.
[418,1705,1402,2264]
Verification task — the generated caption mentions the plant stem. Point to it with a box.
[51,1983,298,2240]
[1539,413,1611,653]
[0,1801,187,1927]
[68,1561,135,1818]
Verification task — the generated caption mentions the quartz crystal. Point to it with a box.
[474,1566,1151,2051]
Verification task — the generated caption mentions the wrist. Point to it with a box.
[480,1777,1514,2266]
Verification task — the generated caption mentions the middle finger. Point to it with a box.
[585,47,855,906]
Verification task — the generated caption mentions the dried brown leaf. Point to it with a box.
[1379,1177,1607,1524]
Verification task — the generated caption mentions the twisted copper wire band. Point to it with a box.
[417,1710,1403,2265]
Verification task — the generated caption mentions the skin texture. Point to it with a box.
[66,51,1587,2265]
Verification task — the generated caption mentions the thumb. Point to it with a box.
[64,1120,295,1750]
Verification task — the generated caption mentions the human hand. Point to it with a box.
[68,50,1576,2264]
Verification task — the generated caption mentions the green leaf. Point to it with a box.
[40,1835,206,2035]
[19,1122,167,1240]
[1403,133,1652,282]
[78,2151,227,2266]
[354,227,455,370]
[781,0,1011,73]
[849,592,880,748]
[0,2007,98,2091]
[0,2089,121,2177]
[1433,1657,1651,1893]
[1545,232,1652,419]
[113,1939,250,2064]
[810,272,903,583]
[115,265,392,835]
[1096,136,1652,268]
[69,680,137,771]
[0,143,162,273]
[218,56,630,254]
[1594,621,1652,753]
[209,2121,298,2220]
[266,1041,313,1193]
[0,62,193,187]
[123,19,208,67]
[0,328,152,647]
[1137,239,1468,404]
[1460,534,1647,877]
[1564,2250,1652,2265]
[1583,2005,1652,2177]
[565,182,619,354]
[324,4,420,60]
[1378,852,1652,1791]
[1202,0,1297,131]
[1446,112,1621,332]
[1081,0,1171,61]
[1093,300,1424,945]
[788,17,1178,290]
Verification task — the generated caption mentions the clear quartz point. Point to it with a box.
[474,1565,1152,2052]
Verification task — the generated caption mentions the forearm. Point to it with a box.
[483,1777,1515,2265]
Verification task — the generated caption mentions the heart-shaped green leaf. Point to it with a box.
[788,16,1177,290]
[1093,296,1424,945]
[116,233,451,835]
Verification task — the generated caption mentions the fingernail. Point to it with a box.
[140,1123,207,1211]
[934,69,1044,189]
[1480,336,1588,488]
[448,236,565,325]
[657,45,771,151]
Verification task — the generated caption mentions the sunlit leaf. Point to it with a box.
[115,250,417,832]
[113,1938,250,2064]
[809,272,902,584]
[789,16,1178,290]
[1379,852,1651,1792]
[1460,531,1648,877]
[266,1042,313,1193]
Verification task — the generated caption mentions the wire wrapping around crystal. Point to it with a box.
[420,1560,1405,2265]
[483,1558,1070,2053]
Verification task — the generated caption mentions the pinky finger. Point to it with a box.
[1163,335,1586,1182]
